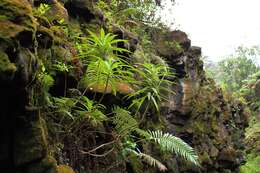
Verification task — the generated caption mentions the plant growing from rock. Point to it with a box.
[73,96,107,127]
[78,28,130,60]
[111,107,199,171]
[78,28,136,100]
[50,96,107,133]
[82,57,135,95]
[127,63,175,121]
[33,3,50,16]
[53,61,73,97]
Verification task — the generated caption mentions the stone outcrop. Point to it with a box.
[157,30,249,173]
[0,0,57,172]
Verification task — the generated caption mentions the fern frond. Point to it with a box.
[139,153,167,172]
[113,107,138,136]
[149,130,199,165]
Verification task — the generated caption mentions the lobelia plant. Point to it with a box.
[127,63,175,122]
[78,28,130,60]
[78,28,136,100]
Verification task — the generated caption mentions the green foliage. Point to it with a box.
[39,24,196,173]
[96,0,174,27]
[127,63,175,114]
[52,95,107,127]
[33,64,54,106]
[148,130,199,165]
[112,107,199,170]
[53,61,73,73]
[39,72,54,93]
[74,96,107,126]
[82,57,134,95]
[240,154,260,173]
[33,3,50,16]
[205,45,260,93]
[78,28,129,60]
[77,28,135,95]
[52,97,76,120]
[113,106,138,136]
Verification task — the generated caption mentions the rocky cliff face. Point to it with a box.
[149,29,249,173]
[0,1,249,173]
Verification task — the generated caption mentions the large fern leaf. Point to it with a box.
[113,107,138,136]
[139,153,167,172]
[126,149,167,172]
[149,130,199,165]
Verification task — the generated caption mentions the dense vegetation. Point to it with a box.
[206,45,260,93]
[32,1,199,172]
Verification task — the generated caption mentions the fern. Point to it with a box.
[52,97,76,120]
[139,153,167,172]
[125,149,167,172]
[53,61,73,72]
[112,107,138,136]
[41,73,54,91]
[128,152,144,173]
[149,130,199,165]
[74,96,107,126]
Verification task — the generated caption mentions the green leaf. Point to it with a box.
[149,130,199,166]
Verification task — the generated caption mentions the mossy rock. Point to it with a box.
[153,30,189,58]
[26,156,58,173]
[14,113,48,167]
[240,154,260,173]
[57,165,75,173]
[0,50,17,80]
[45,1,68,23]
[0,0,36,40]
[37,25,54,49]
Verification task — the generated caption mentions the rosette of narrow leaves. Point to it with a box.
[78,28,130,60]
[148,130,199,165]
[83,57,135,95]
[127,63,175,116]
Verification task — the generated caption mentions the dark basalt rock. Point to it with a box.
[0,1,58,173]
[64,0,95,22]
[154,30,190,58]
[169,30,191,51]
[157,30,248,172]
[113,25,139,53]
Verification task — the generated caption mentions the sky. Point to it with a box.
[159,0,260,62]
